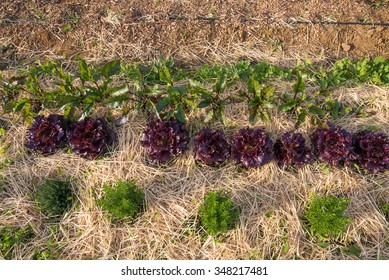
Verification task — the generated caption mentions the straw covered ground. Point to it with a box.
[0,0,388,260]
[0,82,388,260]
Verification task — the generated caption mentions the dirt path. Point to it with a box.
[1,0,389,67]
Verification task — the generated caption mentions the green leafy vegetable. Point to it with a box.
[304,195,351,240]
[98,180,145,221]
[199,191,240,236]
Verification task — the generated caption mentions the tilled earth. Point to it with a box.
[1,0,389,67]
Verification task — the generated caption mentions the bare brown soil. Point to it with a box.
[1,0,389,67]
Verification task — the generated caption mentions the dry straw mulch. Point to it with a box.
[0,84,388,260]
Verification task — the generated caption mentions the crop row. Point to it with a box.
[1,57,387,260]
[2,177,371,260]
[1,56,388,128]
[26,115,388,174]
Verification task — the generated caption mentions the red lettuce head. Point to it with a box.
[67,118,115,159]
[352,130,389,173]
[274,132,314,168]
[231,127,273,168]
[140,119,189,164]
[311,123,355,167]
[25,114,68,154]
[194,128,230,166]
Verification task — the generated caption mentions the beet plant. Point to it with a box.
[35,179,73,218]
[274,132,314,168]
[246,77,275,124]
[190,69,231,126]
[61,59,124,119]
[151,59,195,124]
[193,128,230,166]
[231,127,273,168]
[98,180,144,221]
[25,114,68,155]
[278,75,308,127]
[140,119,189,164]
[311,123,355,167]
[352,130,389,173]
[67,117,115,159]
[199,191,240,236]
[304,195,351,240]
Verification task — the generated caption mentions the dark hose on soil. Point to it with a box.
[169,15,389,27]
[292,21,389,26]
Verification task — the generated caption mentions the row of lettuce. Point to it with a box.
[26,114,388,174]
[1,56,388,128]
[1,57,388,259]
[3,177,380,259]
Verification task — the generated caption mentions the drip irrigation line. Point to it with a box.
[168,15,220,21]
[292,20,389,27]
[168,15,389,27]
[2,15,389,27]
[196,16,220,21]
[0,18,47,24]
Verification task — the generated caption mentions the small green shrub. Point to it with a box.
[304,195,351,240]
[35,179,73,217]
[0,226,34,259]
[98,180,145,220]
[199,191,240,236]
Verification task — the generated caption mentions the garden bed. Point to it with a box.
[1,0,388,260]
[0,58,388,260]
